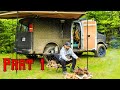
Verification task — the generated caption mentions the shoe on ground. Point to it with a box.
[63,71,68,75]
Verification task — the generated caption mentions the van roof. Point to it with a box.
[0,11,85,19]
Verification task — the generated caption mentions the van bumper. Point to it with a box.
[14,48,33,54]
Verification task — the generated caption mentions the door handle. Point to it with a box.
[88,35,90,37]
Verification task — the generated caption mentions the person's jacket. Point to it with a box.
[59,46,78,61]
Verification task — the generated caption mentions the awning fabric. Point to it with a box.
[0,11,85,19]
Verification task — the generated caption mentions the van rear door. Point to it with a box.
[81,20,97,51]
[15,19,33,54]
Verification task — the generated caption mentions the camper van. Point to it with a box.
[0,11,107,58]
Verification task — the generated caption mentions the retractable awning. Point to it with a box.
[0,11,85,19]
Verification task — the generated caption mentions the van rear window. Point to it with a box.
[20,24,28,32]
[17,24,28,32]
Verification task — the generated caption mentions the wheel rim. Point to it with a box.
[48,49,55,54]
[98,47,105,56]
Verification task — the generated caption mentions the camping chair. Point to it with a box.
[56,60,72,72]
[46,54,72,72]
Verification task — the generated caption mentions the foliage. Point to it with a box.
[84,11,120,43]
[0,19,17,53]
[109,38,120,49]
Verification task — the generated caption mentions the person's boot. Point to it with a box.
[63,71,68,75]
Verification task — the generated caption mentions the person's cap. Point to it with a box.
[64,42,71,47]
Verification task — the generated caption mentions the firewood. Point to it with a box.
[46,60,62,68]
[82,74,88,79]
[87,73,93,79]
[73,67,93,79]
[64,72,93,79]
[64,73,71,79]
[64,73,81,79]
[74,74,82,79]
[83,68,89,75]
[74,67,84,75]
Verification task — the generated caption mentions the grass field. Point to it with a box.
[0,48,120,79]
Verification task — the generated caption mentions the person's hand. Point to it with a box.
[67,58,72,61]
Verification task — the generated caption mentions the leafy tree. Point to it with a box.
[0,19,17,53]
[84,11,120,42]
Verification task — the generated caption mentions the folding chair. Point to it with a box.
[56,60,72,72]
[46,54,72,72]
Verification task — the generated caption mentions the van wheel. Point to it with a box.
[43,46,59,63]
[44,46,56,54]
[94,44,106,57]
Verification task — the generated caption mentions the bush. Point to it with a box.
[0,19,16,54]
[109,39,120,49]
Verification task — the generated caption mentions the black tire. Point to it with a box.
[43,46,58,63]
[44,46,56,54]
[95,44,106,57]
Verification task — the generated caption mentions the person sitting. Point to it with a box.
[53,42,79,75]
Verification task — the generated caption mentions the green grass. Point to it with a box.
[0,48,120,79]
